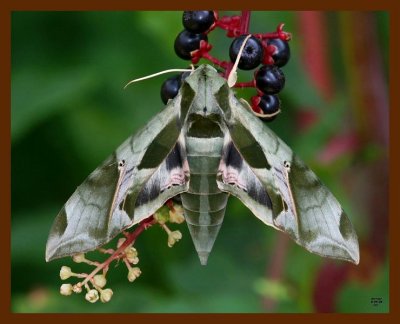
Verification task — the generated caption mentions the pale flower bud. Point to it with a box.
[59,266,73,280]
[73,283,83,294]
[100,288,114,303]
[127,267,141,282]
[85,289,99,303]
[127,255,139,265]
[60,283,73,296]
[125,246,138,257]
[72,253,86,263]
[168,230,182,247]
[125,247,139,264]
[169,204,185,224]
[93,274,107,288]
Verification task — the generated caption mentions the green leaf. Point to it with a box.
[11,67,98,142]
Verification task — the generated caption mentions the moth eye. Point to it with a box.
[283,160,291,169]
[118,160,126,168]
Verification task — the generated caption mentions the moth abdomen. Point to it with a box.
[181,133,227,265]
[180,192,229,265]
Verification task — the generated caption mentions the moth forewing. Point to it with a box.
[46,93,185,262]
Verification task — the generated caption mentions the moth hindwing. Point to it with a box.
[46,64,359,265]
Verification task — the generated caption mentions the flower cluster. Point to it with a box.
[58,200,185,303]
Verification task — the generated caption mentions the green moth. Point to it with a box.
[46,64,359,265]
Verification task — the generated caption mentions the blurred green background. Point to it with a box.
[11,11,389,313]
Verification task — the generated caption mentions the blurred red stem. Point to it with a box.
[240,11,251,34]
[298,12,334,102]
[262,233,290,311]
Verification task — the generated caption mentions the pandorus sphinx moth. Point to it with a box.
[46,65,359,265]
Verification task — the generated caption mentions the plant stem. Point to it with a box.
[81,216,156,286]
[234,80,256,88]
[223,11,252,79]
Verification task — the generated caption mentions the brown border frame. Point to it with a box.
[3,0,398,322]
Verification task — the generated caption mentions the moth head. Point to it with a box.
[181,64,231,118]
[184,64,227,94]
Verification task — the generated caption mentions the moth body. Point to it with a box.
[181,127,228,265]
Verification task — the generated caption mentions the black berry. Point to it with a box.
[255,65,285,94]
[267,38,290,67]
[174,30,208,60]
[183,11,215,33]
[257,94,280,120]
[229,35,263,70]
[160,72,190,104]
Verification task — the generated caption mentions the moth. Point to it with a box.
[46,64,359,265]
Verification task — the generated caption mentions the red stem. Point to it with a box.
[81,216,156,285]
[234,80,256,88]
[202,52,229,69]
[223,11,252,79]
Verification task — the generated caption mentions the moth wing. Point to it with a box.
[46,100,188,261]
[219,96,359,264]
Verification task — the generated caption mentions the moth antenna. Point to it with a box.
[124,68,194,89]
[239,98,281,118]
[228,34,252,88]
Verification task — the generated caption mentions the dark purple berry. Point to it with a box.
[257,94,280,121]
[183,11,215,33]
[160,72,190,104]
[255,65,285,94]
[229,35,263,70]
[160,75,181,104]
[267,38,290,67]
[174,30,208,60]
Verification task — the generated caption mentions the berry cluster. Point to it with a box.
[161,11,291,121]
